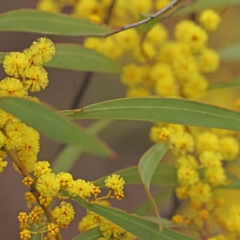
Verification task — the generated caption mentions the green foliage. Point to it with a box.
[0,97,113,157]
[218,44,240,61]
[60,189,195,240]
[178,0,240,15]
[74,227,102,240]
[60,97,240,132]
[209,77,240,90]
[52,120,113,173]
[138,143,169,229]
[0,9,110,36]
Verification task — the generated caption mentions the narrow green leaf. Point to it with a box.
[0,9,110,36]
[0,97,113,157]
[218,45,240,61]
[60,97,240,132]
[0,45,121,74]
[73,227,102,240]
[144,217,194,229]
[94,164,177,187]
[227,180,240,189]
[139,143,169,188]
[44,44,121,74]
[209,77,240,90]
[138,143,169,230]
[178,0,240,15]
[53,146,82,174]
[134,188,174,216]
[60,189,195,240]
[0,52,6,62]
[53,120,113,173]
[139,15,160,33]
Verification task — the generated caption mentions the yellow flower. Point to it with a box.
[36,173,60,197]
[205,166,227,186]
[52,201,75,226]
[176,154,198,169]
[199,151,223,168]
[177,166,199,186]
[30,37,56,63]
[173,57,198,82]
[22,176,33,187]
[3,52,28,77]
[115,29,139,52]
[196,131,219,153]
[33,160,51,177]
[171,214,184,223]
[198,48,220,73]
[78,215,97,233]
[146,23,168,47]
[0,157,8,173]
[37,0,60,12]
[189,182,212,204]
[126,87,151,98]
[0,77,27,97]
[25,66,49,92]
[155,76,179,97]
[199,9,221,31]
[20,230,31,240]
[100,37,123,60]
[121,64,143,87]
[169,131,194,155]
[39,195,53,206]
[219,136,239,160]
[175,185,189,199]
[69,179,92,199]
[182,73,209,100]
[175,20,208,53]
[47,223,59,236]
[105,174,125,192]
[83,38,104,52]
[57,172,73,189]
[155,0,171,11]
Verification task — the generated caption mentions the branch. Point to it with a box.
[99,0,180,38]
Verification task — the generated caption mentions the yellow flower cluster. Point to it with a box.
[0,37,55,174]
[36,1,220,100]
[150,122,240,238]
[20,158,126,239]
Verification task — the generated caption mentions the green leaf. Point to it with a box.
[45,44,121,74]
[209,77,240,90]
[0,9,110,36]
[178,0,240,15]
[0,45,121,74]
[73,227,102,240]
[139,15,160,33]
[139,143,169,188]
[60,189,195,240]
[138,143,169,230]
[218,44,240,61]
[94,164,177,187]
[0,97,113,157]
[227,180,240,189]
[53,120,113,173]
[60,97,240,132]
[134,188,174,216]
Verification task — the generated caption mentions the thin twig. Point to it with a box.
[99,0,180,38]
[104,0,116,24]
[71,72,92,110]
